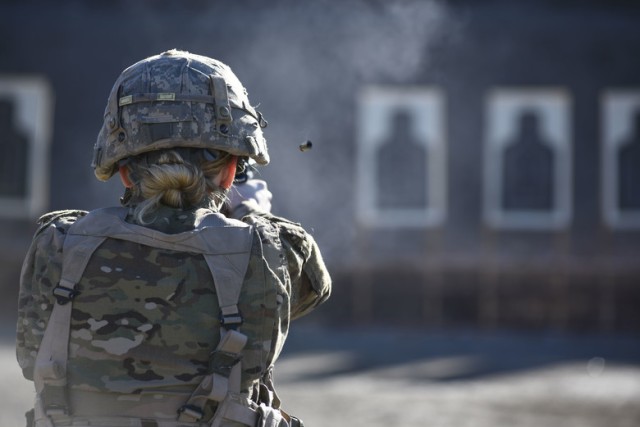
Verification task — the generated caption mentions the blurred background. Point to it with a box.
[1,0,639,426]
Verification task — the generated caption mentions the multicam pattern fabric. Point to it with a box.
[16,205,331,418]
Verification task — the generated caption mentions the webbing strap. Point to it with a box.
[178,246,252,422]
[177,336,248,423]
[34,233,107,416]
[116,91,266,126]
[71,207,253,255]
[189,235,252,420]
[200,244,253,413]
[210,330,247,400]
[118,92,245,112]
[203,253,249,328]
[210,74,232,134]
[208,395,259,427]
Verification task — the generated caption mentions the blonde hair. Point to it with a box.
[125,149,233,224]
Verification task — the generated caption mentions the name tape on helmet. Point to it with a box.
[119,93,177,107]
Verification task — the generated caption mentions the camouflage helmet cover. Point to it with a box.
[93,49,269,181]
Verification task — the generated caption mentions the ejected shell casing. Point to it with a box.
[299,140,313,152]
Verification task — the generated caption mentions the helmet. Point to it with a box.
[92,49,269,181]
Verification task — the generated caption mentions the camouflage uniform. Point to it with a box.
[17,49,329,427]
[16,201,331,426]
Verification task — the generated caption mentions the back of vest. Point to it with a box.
[59,207,283,418]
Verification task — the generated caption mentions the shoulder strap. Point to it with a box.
[34,230,107,420]
[178,228,258,424]
[72,207,253,255]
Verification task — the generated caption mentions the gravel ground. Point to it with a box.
[2,323,639,427]
[273,325,640,427]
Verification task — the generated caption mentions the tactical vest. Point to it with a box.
[31,207,299,427]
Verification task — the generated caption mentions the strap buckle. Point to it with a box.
[44,404,68,417]
[177,404,204,422]
[52,285,78,305]
[219,305,243,328]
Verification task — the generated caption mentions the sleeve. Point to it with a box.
[230,201,331,320]
[15,210,85,380]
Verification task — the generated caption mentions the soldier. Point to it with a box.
[16,50,331,427]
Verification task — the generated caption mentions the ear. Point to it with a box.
[118,166,134,188]
[218,156,238,190]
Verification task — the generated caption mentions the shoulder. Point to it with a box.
[35,209,88,236]
[228,201,308,245]
[238,212,331,316]
[244,213,313,254]
[243,213,329,285]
